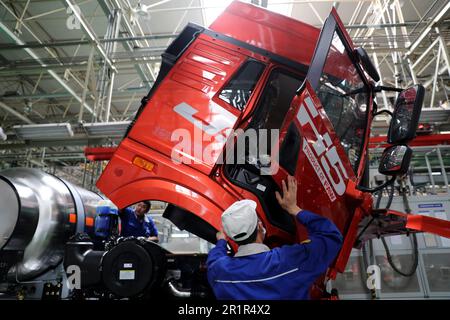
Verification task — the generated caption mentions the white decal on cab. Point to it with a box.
[296,95,348,201]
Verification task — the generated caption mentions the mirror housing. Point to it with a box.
[378,145,412,176]
[355,47,380,82]
[387,85,425,144]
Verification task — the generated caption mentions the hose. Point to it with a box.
[168,281,191,298]
[380,185,419,277]
[359,176,418,296]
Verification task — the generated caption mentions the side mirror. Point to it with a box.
[387,85,424,144]
[378,145,412,176]
[358,144,412,193]
[355,47,380,82]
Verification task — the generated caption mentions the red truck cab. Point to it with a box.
[96,1,450,296]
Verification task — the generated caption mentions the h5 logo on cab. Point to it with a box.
[296,92,349,202]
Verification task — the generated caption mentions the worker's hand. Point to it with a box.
[275,175,301,216]
[216,230,227,241]
[147,236,159,243]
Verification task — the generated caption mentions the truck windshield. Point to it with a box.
[316,31,369,173]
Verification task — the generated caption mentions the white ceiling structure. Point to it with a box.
[0,0,449,186]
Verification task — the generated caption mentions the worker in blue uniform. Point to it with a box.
[119,201,159,242]
[206,176,343,300]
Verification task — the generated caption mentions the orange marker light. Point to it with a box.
[69,213,77,224]
[132,156,155,172]
[85,217,95,227]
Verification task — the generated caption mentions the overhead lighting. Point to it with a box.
[171,233,190,238]
[0,127,6,141]
[134,3,152,17]
[13,123,74,140]
[129,0,166,24]
[82,121,131,137]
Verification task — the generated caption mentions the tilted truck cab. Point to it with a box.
[96,0,450,298]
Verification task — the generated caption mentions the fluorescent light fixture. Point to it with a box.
[171,233,190,238]
[0,127,6,141]
[13,123,74,140]
[82,121,131,137]
[431,172,442,176]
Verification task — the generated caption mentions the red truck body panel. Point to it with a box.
[209,1,320,68]
[95,1,450,294]
[97,0,361,254]
[97,1,329,247]
[127,35,245,175]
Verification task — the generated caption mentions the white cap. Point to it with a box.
[221,200,258,241]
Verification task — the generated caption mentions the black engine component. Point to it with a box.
[64,237,168,298]
[102,239,167,297]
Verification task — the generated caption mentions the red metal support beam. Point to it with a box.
[388,209,450,239]
[84,147,117,161]
[87,134,450,160]
[369,134,450,149]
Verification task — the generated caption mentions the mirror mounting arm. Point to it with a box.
[374,85,404,93]
[357,175,396,193]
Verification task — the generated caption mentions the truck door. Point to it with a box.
[277,8,372,239]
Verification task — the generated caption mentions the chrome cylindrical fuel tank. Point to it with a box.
[0,168,103,281]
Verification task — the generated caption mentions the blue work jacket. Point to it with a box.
[206,210,343,300]
[119,208,158,238]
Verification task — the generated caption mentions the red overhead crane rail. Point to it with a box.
[370,134,450,149]
[85,134,450,162]
[84,147,117,161]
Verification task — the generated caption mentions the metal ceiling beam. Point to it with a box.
[405,1,450,56]
[2,19,445,51]
[0,101,34,124]
[63,0,117,73]
[99,0,153,89]
[0,34,178,50]
[0,138,110,150]
[147,0,379,14]
[0,54,163,76]
[423,65,448,88]
[121,0,158,82]
[345,21,448,29]
[0,1,69,65]
[0,21,95,117]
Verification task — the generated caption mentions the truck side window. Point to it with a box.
[224,69,303,236]
[248,69,303,162]
[316,31,369,173]
[279,123,301,175]
[219,60,265,111]
[250,70,303,131]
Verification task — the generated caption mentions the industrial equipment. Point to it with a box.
[1,1,450,300]
[0,168,101,299]
[0,168,212,300]
[95,1,450,299]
